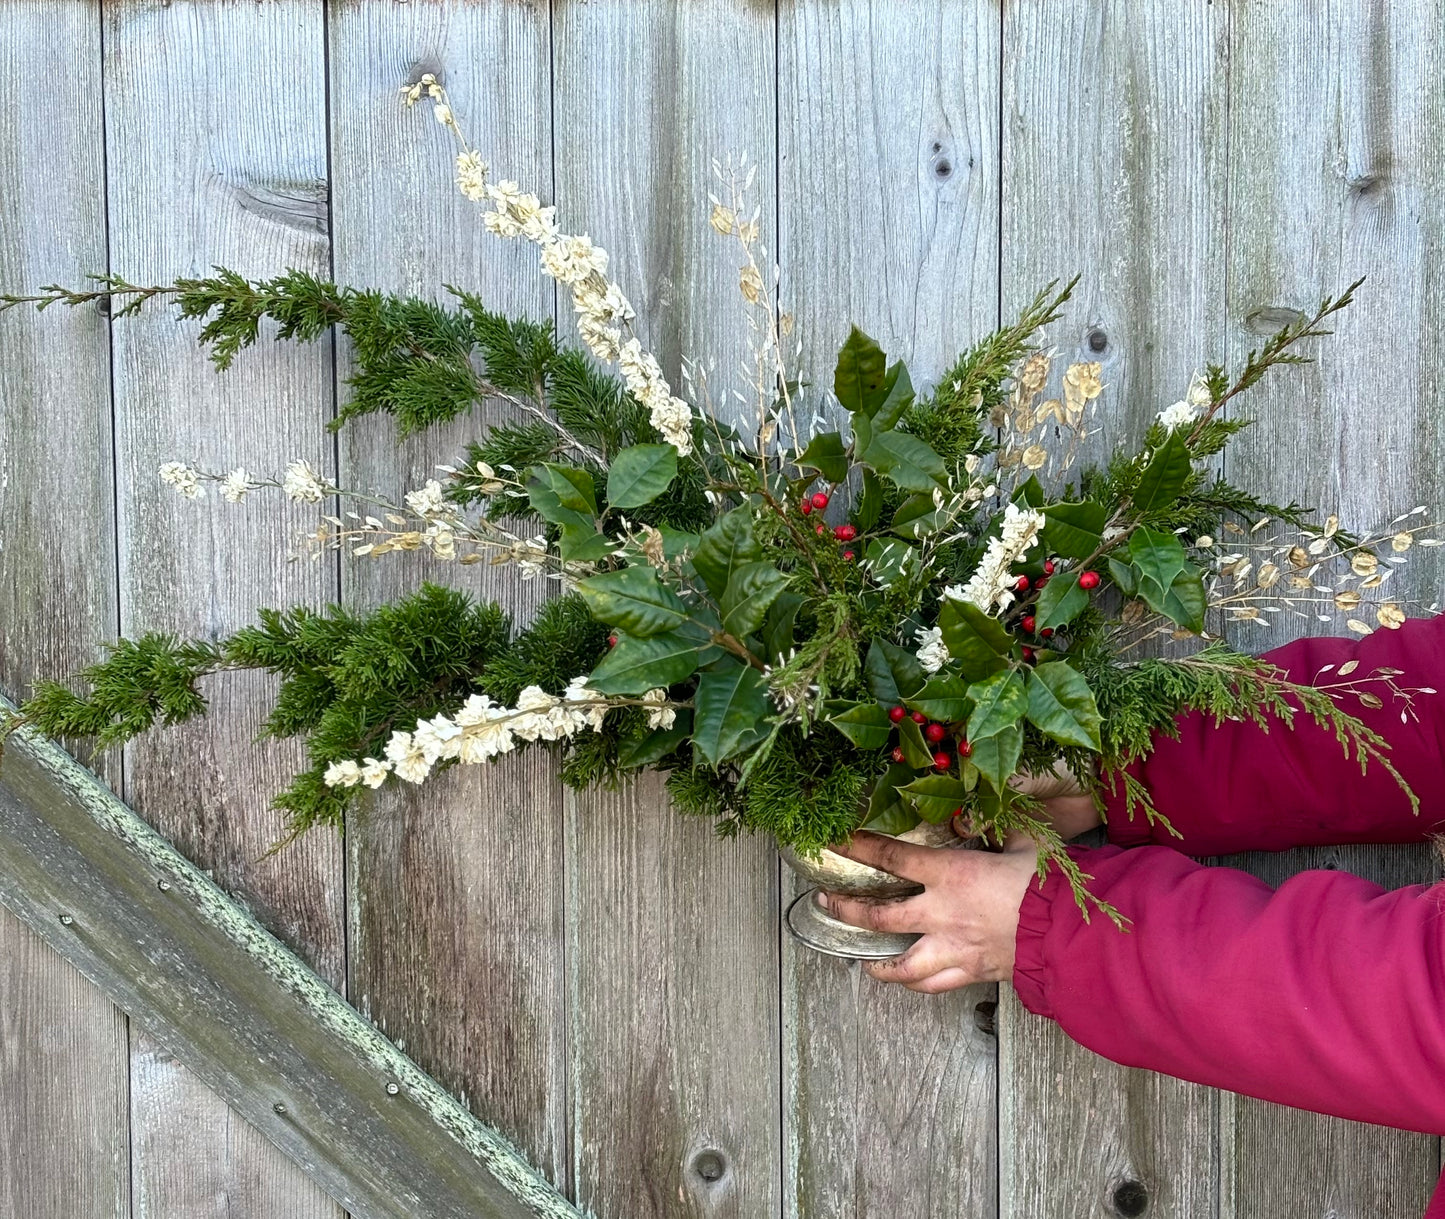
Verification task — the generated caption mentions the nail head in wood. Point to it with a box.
[385,1082,400,1096]
[58,913,73,925]
[157,878,172,892]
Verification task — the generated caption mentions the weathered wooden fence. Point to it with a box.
[2,2,1442,1216]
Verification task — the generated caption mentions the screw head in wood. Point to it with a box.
[157,879,172,892]
[385,1082,400,1096]
[58,913,74,926]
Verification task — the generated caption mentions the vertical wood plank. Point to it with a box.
[1221,2,1445,1214]
[0,6,128,1218]
[103,3,344,1215]
[777,4,1001,1216]
[551,3,782,1215]
[327,3,568,1187]
[997,5,1231,1216]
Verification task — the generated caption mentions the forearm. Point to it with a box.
[1014,843,1445,1133]
[1102,615,1445,854]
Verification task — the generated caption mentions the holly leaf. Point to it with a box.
[798,431,849,484]
[864,638,926,705]
[586,630,701,695]
[558,525,616,564]
[969,724,1022,793]
[862,431,948,492]
[965,669,1027,742]
[1035,572,1089,631]
[576,566,688,637]
[617,711,693,766]
[605,443,677,509]
[833,326,889,416]
[692,507,761,601]
[891,493,942,539]
[1138,565,1207,634]
[902,674,972,723]
[824,700,894,750]
[1012,475,1046,508]
[532,462,597,515]
[855,468,885,532]
[861,763,918,833]
[719,561,790,639]
[1025,662,1102,751]
[896,715,934,768]
[1040,500,1107,560]
[864,537,918,585]
[1132,429,1192,516]
[1128,526,1188,597]
[692,661,770,765]
[938,599,1012,682]
[899,774,974,824]
[873,361,915,431]
[761,591,803,666]
[1107,556,1138,596]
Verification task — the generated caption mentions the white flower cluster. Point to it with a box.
[158,462,203,500]
[411,76,694,457]
[323,680,676,791]
[1156,399,1198,431]
[404,478,450,520]
[915,624,951,674]
[282,459,328,504]
[943,502,1047,615]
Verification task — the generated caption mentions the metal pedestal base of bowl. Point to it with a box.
[780,822,982,960]
[785,889,921,959]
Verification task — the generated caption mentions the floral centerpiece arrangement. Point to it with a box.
[4,76,1437,928]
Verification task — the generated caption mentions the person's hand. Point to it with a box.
[952,759,1102,843]
[820,828,1038,993]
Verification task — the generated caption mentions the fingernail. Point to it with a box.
[815,892,831,913]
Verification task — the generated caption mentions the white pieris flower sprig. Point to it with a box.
[941,502,1047,616]
[402,74,695,457]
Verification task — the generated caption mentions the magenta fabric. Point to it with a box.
[1011,616,1445,1216]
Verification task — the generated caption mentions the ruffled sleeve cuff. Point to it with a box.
[1012,843,1097,1018]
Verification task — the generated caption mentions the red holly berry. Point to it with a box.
[1040,627,1054,639]
[959,739,974,758]
[911,710,927,724]
[842,550,856,562]
[932,751,951,770]
[811,492,830,510]
[1043,559,1056,575]
[888,705,907,723]
[1021,645,1036,662]
[1021,614,1036,634]
[800,499,812,516]
[1034,576,1049,590]
[607,634,619,648]
[1079,569,1101,590]
[815,523,826,536]
[891,746,906,764]
[834,523,858,542]
[924,722,946,743]
[1015,574,1031,592]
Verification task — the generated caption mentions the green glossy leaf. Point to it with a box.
[1107,556,1138,596]
[1132,429,1192,516]
[899,774,974,824]
[586,630,700,695]
[965,669,1027,741]
[890,493,942,539]
[558,525,616,563]
[798,431,849,484]
[761,591,803,666]
[1040,500,1107,560]
[693,661,770,765]
[1128,526,1188,597]
[1025,662,1102,751]
[864,537,918,585]
[534,462,597,514]
[864,639,926,705]
[896,715,934,768]
[617,711,693,766]
[855,468,885,532]
[1138,566,1207,634]
[1011,475,1046,508]
[873,361,915,431]
[719,561,790,639]
[576,566,688,637]
[902,674,972,723]
[605,443,677,509]
[937,599,1012,681]
[968,723,1022,792]
[824,700,894,750]
[692,506,761,601]
[861,763,918,833]
[1035,571,1089,631]
[656,524,699,560]
[862,431,947,492]
[833,326,889,416]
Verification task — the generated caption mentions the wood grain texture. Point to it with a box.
[1219,2,1445,1214]
[0,708,584,1219]
[998,5,1231,1216]
[0,7,128,1219]
[102,3,344,1215]
[326,1,569,1189]
[778,4,1001,1215]
[552,3,781,1216]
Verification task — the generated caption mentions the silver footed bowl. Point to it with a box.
[778,819,973,896]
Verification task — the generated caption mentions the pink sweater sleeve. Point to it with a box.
[1102,615,1445,854]
[1013,844,1445,1215]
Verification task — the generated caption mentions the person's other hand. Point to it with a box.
[821,828,1038,993]
[952,758,1102,843]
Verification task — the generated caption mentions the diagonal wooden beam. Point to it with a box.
[0,698,584,1219]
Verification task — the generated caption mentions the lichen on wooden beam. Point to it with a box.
[0,696,584,1219]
